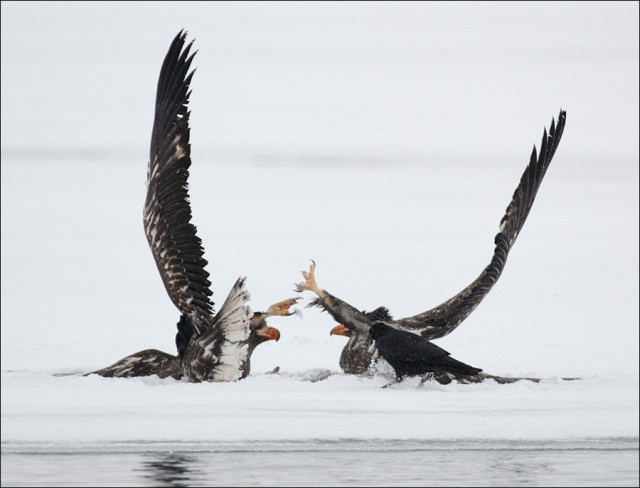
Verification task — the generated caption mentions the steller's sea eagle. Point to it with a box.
[89,31,299,382]
[295,110,567,383]
[89,298,299,380]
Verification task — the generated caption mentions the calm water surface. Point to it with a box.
[2,440,638,487]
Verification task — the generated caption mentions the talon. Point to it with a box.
[295,261,321,295]
[266,297,302,317]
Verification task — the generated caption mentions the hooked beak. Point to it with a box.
[330,324,350,336]
[258,326,280,342]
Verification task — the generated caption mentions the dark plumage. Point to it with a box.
[329,307,390,375]
[90,298,298,380]
[89,349,182,380]
[297,110,567,380]
[370,322,482,381]
[89,31,299,382]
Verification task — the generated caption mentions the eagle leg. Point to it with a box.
[265,297,302,317]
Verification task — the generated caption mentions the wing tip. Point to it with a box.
[175,28,188,42]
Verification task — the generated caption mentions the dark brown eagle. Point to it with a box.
[296,110,567,383]
[89,298,299,380]
[89,31,299,382]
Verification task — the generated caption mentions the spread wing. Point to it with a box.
[88,349,181,379]
[395,110,567,339]
[143,30,214,335]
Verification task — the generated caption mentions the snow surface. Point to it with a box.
[1,2,638,453]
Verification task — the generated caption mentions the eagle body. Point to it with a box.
[339,332,376,375]
[325,305,390,374]
[89,301,288,381]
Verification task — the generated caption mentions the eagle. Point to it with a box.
[89,298,299,380]
[89,31,299,382]
[296,110,567,383]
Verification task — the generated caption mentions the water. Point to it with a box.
[2,440,638,487]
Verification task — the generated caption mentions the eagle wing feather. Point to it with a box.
[395,110,567,339]
[143,30,214,335]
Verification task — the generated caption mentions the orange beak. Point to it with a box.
[330,324,350,336]
[258,326,280,342]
